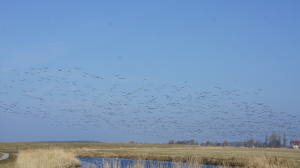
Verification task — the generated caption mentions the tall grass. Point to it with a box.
[1,143,299,162]
[1,146,298,168]
[73,148,297,168]
[15,148,81,168]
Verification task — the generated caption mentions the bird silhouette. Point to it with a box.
[0,67,299,142]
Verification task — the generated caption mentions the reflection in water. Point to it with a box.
[79,158,229,168]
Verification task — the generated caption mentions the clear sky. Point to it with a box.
[0,0,299,143]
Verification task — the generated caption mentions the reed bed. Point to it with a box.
[14,148,81,168]
[0,144,299,168]
[79,156,295,168]
[80,158,295,168]
[1,143,299,162]
[73,148,297,168]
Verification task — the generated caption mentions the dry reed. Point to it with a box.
[1,145,298,168]
[79,157,294,168]
[15,148,81,168]
[72,148,297,168]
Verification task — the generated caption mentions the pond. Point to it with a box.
[79,158,230,168]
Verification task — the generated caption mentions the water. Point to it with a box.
[79,158,230,168]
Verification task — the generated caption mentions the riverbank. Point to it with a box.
[5,148,81,168]
[0,143,299,167]
[79,158,226,168]
[73,148,296,168]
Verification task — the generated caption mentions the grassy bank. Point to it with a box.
[0,143,299,167]
[0,149,18,168]
[79,157,295,168]
[2,148,81,168]
[73,148,297,168]
[1,143,300,161]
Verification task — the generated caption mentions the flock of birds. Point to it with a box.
[1,67,299,142]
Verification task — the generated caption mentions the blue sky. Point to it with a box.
[1,0,299,143]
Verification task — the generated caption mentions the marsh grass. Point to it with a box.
[0,143,181,151]
[0,143,299,161]
[73,149,298,168]
[0,150,18,168]
[2,143,298,162]
[14,148,81,168]
[79,156,295,168]
[0,143,299,168]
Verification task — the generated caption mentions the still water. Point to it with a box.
[79,158,229,168]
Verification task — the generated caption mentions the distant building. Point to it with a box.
[290,141,300,149]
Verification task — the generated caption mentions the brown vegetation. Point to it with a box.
[1,148,81,168]
[14,148,81,168]
[72,148,298,168]
[0,143,299,168]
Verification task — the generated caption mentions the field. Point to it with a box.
[0,143,299,168]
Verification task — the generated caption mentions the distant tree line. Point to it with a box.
[168,132,288,148]
[168,140,198,145]
[263,132,287,148]
[32,140,104,143]
[129,141,139,144]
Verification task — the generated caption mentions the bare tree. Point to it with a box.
[168,140,174,144]
[206,141,210,146]
[248,138,254,147]
[237,141,243,147]
[223,140,228,147]
[279,134,282,147]
[265,134,269,147]
[254,141,263,147]
[269,133,280,148]
[283,132,287,148]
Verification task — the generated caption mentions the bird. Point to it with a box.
[1,66,299,142]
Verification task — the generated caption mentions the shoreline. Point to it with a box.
[0,144,299,168]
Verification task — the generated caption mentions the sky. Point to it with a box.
[0,0,299,144]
